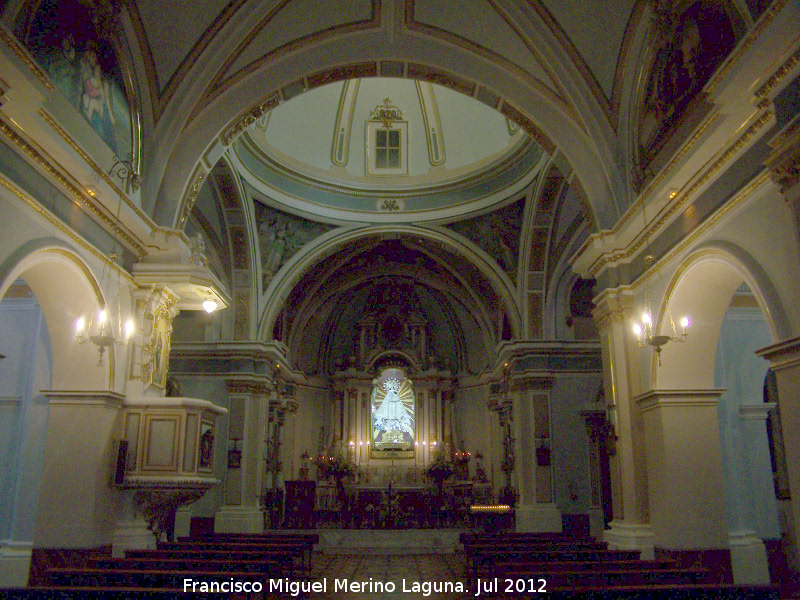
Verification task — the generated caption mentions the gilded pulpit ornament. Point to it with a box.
[371,98,403,128]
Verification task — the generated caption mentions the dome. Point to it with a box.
[233,78,544,223]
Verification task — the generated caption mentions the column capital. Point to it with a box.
[509,374,553,392]
[765,114,800,200]
[592,286,635,331]
[226,379,270,396]
[635,388,725,413]
[756,335,800,372]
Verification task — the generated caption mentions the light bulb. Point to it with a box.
[125,319,135,338]
[98,309,107,323]
[681,317,689,329]
[642,312,651,324]
[76,317,85,333]
[203,299,217,313]
[633,323,642,337]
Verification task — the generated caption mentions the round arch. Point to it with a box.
[651,243,788,390]
[256,224,524,343]
[0,247,111,391]
[147,30,619,230]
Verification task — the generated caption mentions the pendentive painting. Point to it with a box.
[639,0,739,162]
[15,0,132,158]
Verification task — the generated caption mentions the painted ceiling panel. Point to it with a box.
[540,0,636,98]
[136,0,233,90]
[413,0,559,93]
[222,0,374,82]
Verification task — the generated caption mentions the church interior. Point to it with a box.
[1,0,800,595]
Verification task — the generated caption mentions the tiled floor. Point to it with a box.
[309,553,470,599]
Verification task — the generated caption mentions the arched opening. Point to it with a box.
[0,248,108,585]
[650,248,785,582]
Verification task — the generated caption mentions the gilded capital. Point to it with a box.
[592,287,635,331]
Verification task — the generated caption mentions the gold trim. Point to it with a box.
[0,117,146,257]
[201,0,382,113]
[705,0,789,96]
[38,110,154,228]
[220,93,280,146]
[177,167,207,228]
[0,26,54,91]
[331,79,359,167]
[754,45,800,101]
[580,110,723,257]
[634,171,770,298]
[0,174,135,284]
[416,82,446,167]
[585,109,773,275]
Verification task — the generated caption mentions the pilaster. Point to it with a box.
[37,390,125,548]
[511,375,561,532]
[637,389,731,582]
[215,379,269,533]
[592,287,654,557]
[757,336,800,570]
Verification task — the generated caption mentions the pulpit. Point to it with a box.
[284,480,316,529]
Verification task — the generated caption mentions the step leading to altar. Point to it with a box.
[315,529,464,554]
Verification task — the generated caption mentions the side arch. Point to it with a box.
[0,244,111,391]
[652,242,789,390]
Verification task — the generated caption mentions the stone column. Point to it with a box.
[757,337,800,570]
[637,389,731,581]
[215,381,268,533]
[512,375,561,532]
[593,288,654,558]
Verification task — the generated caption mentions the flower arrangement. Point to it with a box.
[317,452,358,480]
[425,450,455,481]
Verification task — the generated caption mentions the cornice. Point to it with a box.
[573,108,773,278]
[0,116,147,257]
[635,388,725,413]
[41,389,126,409]
[0,26,53,92]
[756,335,800,371]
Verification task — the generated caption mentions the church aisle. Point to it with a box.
[309,552,468,599]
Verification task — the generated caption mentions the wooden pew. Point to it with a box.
[478,582,780,599]
[45,567,269,590]
[90,555,290,577]
[156,540,310,572]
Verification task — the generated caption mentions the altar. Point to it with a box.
[307,481,493,529]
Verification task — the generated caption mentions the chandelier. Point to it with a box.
[632,200,689,365]
[75,248,134,366]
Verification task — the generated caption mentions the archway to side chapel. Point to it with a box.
[642,247,787,583]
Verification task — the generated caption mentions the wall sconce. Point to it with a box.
[227,438,242,469]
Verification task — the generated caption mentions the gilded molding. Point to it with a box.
[0,117,146,256]
[177,167,207,228]
[588,109,773,275]
[38,110,152,227]
[201,0,382,112]
[0,174,135,283]
[754,45,800,102]
[635,171,772,294]
[705,0,789,96]
[220,93,280,146]
[331,79,359,167]
[0,27,53,91]
[509,375,553,392]
[226,379,272,395]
